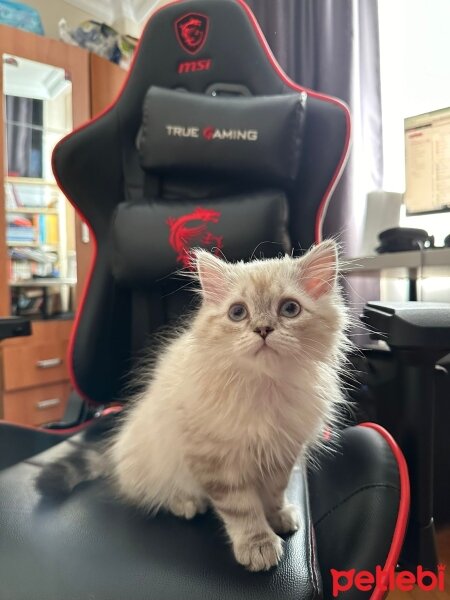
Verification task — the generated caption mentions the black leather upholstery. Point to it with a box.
[309,426,405,599]
[0,423,68,470]
[0,415,321,600]
[0,421,402,600]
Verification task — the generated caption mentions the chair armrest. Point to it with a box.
[42,420,81,430]
[0,317,31,341]
[362,302,450,352]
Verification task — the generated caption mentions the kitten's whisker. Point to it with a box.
[249,240,285,261]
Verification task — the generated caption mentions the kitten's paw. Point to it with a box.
[167,494,208,520]
[268,504,300,535]
[234,531,283,571]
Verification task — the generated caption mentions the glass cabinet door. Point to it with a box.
[2,55,76,319]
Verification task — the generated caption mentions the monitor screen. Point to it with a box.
[404,107,450,215]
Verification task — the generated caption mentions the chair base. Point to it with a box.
[402,518,439,573]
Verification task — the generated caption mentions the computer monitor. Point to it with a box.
[404,107,450,215]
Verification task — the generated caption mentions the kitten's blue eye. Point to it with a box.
[228,304,248,322]
[279,300,301,318]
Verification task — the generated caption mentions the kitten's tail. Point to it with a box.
[35,443,104,498]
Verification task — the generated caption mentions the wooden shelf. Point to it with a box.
[9,278,76,287]
[7,241,59,251]
[5,176,58,186]
[7,241,39,247]
[6,207,58,214]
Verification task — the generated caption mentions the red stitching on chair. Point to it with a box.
[359,422,411,600]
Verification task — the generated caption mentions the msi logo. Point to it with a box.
[178,58,212,74]
[166,207,223,269]
[175,13,209,55]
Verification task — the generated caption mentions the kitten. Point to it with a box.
[36,240,349,572]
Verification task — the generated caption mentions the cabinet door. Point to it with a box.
[0,25,90,318]
[90,53,127,119]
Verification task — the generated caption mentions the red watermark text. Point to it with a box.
[331,564,446,597]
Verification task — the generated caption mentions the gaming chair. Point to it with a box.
[0,1,409,598]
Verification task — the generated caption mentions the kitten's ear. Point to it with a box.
[195,249,229,302]
[299,240,338,299]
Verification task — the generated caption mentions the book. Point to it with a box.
[45,215,59,245]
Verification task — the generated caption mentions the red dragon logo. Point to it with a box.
[167,207,223,269]
[175,13,209,55]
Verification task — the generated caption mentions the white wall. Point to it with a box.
[25,0,143,38]
[24,0,180,39]
[378,0,450,243]
[404,0,450,117]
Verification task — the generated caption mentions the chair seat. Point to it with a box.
[0,421,406,600]
[0,417,321,600]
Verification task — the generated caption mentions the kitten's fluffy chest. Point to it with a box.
[183,371,316,474]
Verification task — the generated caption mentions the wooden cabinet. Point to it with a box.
[2,337,70,390]
[0,320,72,425]
[2,383,72,427]
[90,52,126,119]
[0,26,126,426]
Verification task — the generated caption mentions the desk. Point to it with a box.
[343,248,450,301]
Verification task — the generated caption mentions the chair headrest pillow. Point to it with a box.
[137,86,307,187]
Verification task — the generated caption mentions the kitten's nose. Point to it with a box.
[254,326,274,339]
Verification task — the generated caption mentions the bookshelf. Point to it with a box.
[0,25,90,427]
[2,60,76,319]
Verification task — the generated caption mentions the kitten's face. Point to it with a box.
[194,241,346,373]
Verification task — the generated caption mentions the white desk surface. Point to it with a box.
[343,247,450,274]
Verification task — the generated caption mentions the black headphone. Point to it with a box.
[376,227,434,253]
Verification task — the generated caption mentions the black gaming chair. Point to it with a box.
[0,1,409,598]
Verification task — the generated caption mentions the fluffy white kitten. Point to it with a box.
[37,239,349,572]
[109,239,348,571]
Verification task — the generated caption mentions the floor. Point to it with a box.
[388,529,450,599]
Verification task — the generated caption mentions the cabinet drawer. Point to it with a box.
[2,320,73,347]
[2,342,69,390]
[3,382,70,426]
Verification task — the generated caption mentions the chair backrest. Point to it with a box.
[52,0,350,405]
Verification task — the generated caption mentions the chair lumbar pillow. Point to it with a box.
[110,189,291,285]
